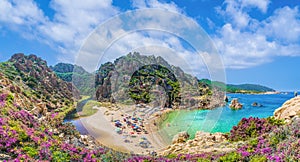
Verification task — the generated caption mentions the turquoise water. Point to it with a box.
[160,93,294,139]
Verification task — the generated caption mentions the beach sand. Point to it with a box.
[79,104,170,155]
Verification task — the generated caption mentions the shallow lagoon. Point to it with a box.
[159,92,294,139]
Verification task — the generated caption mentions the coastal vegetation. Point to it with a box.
[1,53,299,161]
[129,64,181,107]
[79,100,102,117]
[50,63,94,96]
[199,79,275,94]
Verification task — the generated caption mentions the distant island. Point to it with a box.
[199,79,276,94]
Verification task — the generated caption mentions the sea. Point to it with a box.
[67,92,295,141]
[159,92,295,139]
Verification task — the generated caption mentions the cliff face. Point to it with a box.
[0,68,124,161]
[0,54,133,161]
[274,96,300,122]
[50,63,94,95]
[94,52,225,109]
[11,54,79,100]
[0,53,80,111]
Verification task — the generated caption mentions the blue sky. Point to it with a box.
[0,0,299,91]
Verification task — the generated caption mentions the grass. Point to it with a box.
[78,95,91,102]
[80,100,102,117]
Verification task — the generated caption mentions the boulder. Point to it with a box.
[274,96,300,122]
[194,131,228,143]
[252,102,263,107]
[172,131,190,144]
[224,96,229,102]
[159,131,238,156]
[229,98,243,109]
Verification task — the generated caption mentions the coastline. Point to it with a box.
[226,91,280,95]
[69,92,293,155]
[78,104,170,155]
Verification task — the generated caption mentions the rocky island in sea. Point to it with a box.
[0,53,299,161]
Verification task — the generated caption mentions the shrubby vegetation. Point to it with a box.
[199,79,275,93]
[1,53,298,161]
[129,64,181,107]
[123,117,300,161]
[50,63,95,95]
[0,92,128,161]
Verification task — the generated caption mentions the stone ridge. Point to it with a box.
[8,53,80,103]
[94,52,225,109]
[274,96,300,122]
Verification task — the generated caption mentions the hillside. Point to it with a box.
[1,53,299,161]
[199,79,275,93]
[0,54,80,108]
[0,54,128,161]
[50,63,94,95]
[94,52,225,109]
[50,53,226,110]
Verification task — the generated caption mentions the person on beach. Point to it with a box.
[295,91,298,97]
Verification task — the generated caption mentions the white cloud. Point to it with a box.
[240,0,270,13]
[1,0,299,74]
[41,0,119,60]
[0,0,119,62]
[262,6,300,44]
[71,5,227,84]
[214,0,300,69]
[131,0,182,13]
[217,0,270,29]
[0,0,46,26]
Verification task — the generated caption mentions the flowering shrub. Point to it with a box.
[0,93,7,107]
[0,90,299,162]
[231,117,300,161]
[126,153,216,162]
[229,117,283,142]
[0,93,118,161]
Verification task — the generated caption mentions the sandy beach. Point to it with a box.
[79,104,170,155]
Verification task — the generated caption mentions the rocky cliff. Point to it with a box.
[50,63,94,95]
[95,52,225,109]
[0,53,80,112]
[274,96,300,122]
[159,131,241,156]
[0,54,129,161]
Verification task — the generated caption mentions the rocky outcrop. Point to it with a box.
[50,63,94,95]
[94,52,225,109]
[172,131,190,144]
[0,54,130,161]
[8,53,80,103]
[229,98,243,109]
[252,102,263,107]
[0,53,82,118]
[160,131,242,156]
[274,96,300,122]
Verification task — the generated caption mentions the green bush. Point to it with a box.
[6,93,14,104]
[249,155,267,162]
[166,154,177,159]
[197,159,210,162]
[266,117,285,126]
[23,146,38,158]
[52,151,70,161]
[218,152,241,162]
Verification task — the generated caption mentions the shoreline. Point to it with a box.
[226,91,281,95]
[77,104,170,155]
[67,92,293,155]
